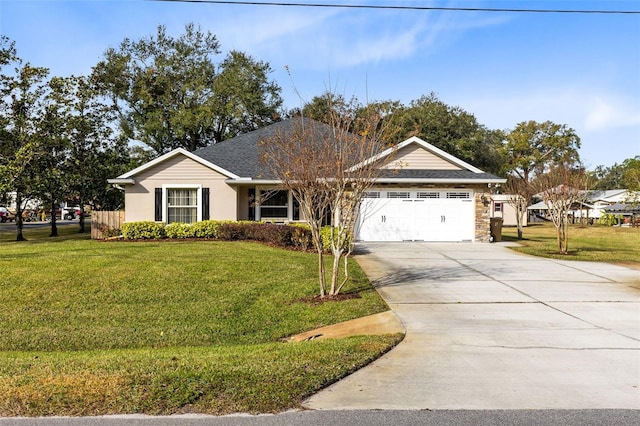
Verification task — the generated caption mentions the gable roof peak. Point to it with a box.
[360,136,485,174]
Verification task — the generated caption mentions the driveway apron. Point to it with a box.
[303,242,640,410]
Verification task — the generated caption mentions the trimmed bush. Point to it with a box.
[121,221,166,240]
[165,222,196,239]
[216,222,248,241]
[118,220,318,252]
[291,225,313,251]
[320,226,351,251]
[191,220,227,238]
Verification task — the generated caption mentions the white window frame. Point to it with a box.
[162,184,202,224]
[255,187,291,222]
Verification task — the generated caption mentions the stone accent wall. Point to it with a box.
[475,191,492,242]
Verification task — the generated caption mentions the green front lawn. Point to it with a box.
[0,225,400,416]
[502,222,640,266]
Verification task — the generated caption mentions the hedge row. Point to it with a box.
[119,220,350,252]
[120,220,312,250]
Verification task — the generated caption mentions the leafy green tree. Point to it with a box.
[502,120,581,183]
[385,93,504,174]
[58,75,129,231]
[0,43,49,241]
[591,163,625,190]
[31,76,71,237]
[591,157,639,201]
[500,120,581,239]
[300,92,349,123]
[620,157,640,192]
[93,23,283,154]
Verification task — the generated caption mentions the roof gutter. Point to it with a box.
[225,177,507,185]
[107,178,135,185]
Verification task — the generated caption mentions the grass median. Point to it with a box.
[0,225,400,416]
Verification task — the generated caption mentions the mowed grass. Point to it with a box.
[0,225,400,416]
[502,222,640,266]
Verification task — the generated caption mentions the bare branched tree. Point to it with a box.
[532,166,590,254]
[503,176,530,239]
[260,97,395,297]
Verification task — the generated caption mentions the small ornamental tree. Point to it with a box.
[504,175,530,239]
[260,96,395,297]
[533,166,590,254]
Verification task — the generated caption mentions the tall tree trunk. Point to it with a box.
[15,192,26,242]
[317,248,326,297]
[78,200,86,233]
[561,220,569,254]
[330,247,343,296]
[557,220,568,254]
[49,200,58,237]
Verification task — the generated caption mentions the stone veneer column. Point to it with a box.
[475,191,491,242]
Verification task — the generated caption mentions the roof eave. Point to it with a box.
[373,178,506,184]
[225,178,281,185]
[107,178,135,185]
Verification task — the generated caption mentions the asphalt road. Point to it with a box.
[1,410,639,426]
[0,220,79,232]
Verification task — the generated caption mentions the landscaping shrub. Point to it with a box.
[249,223,293,245]
[165,222,196,239]
[98,225,121,238]
[121,221,166,240]
[291,225,313,251]
[214,222,315,250]
[320,226,351,251]
[216,222,249,241]
[598,213,618,226]
[191,220,226,238]
[118,220,318,252]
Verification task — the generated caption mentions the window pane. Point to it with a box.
[261,190,288,206]
[168,207,197,224]
[387,191,410,199]
[167,188,198,224]
[417,191,440,199]
[260,190,289,219]
[261,207,288,218]
[446,192,470,199]
[168,189,197,206]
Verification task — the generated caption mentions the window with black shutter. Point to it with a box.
[202,188,210,220]
[154,188,162,221]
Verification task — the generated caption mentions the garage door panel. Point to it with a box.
[357,190,475,242]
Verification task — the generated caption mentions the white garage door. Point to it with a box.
[357,190,475,242]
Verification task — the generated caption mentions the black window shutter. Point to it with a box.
[202,188,210,220]
[154,188,162,221]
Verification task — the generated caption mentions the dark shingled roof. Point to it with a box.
[192,117,503,182]
[193,117,334,179]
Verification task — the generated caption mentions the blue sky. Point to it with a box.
[1,0,639,169]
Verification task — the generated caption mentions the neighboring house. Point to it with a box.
[108,118,506,242]
[490,194,528,227]
[527,189,640,224]
[583,189,638,220]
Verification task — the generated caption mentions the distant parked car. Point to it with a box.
[0,207,15,223]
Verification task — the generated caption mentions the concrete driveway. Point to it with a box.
[304,242,640,410]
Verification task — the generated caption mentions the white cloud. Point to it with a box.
[202,2,511,71]
[460,88,640,134]
[457,87,640,168]
[584,95,640,131]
